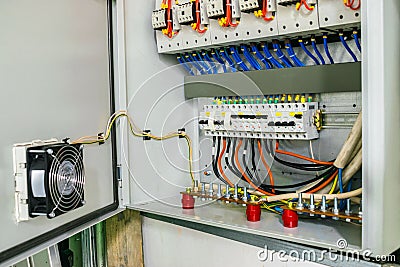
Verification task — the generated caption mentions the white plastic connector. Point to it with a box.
[239,0,261,12]
[207,0,225,18]
[177,2,195,24]
[152,9,167,29]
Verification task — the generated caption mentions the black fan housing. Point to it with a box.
[26,143,85,219]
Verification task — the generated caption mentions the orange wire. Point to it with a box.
[262,0,274,21]
[257,140,275,193]
[307,169,338,193]
[275,141,333,166]
[218,138,234,187]
[296,0,314,11]
[195,0,207,33]
[234,139,274,196]
[226,0,239,27]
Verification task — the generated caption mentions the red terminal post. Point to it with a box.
[181,194,195,209]
[282,209,299,228]
[246,204,261,222]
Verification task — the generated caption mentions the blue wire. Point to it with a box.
[251,45,271,69]
[323,36,334,64]
[338,168,344,193]
[177,55,195,76]
[262,44,284,68]
[347,178,353,192]
[230,46,250,71]
[272,43,293,68]
[187,53,206,75]
[311,39,325,65]
[195,52,213,74]
[212,51,227,73]
[285,43,305,67]
[339,34,358,62]
[220,49,237,72]
[299,41,320,65]
[202,52,217,74]
[338,168,346,210]
[353,33,361,52]
[241,45,262,70]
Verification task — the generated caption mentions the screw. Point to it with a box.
[242,187,248,206]
[320,196,326,218]
[201,182,206,201]
[345,199,351,222]
[309,194,315,217]
[225,184,230,203]
[217,184,222,198]
[208,182,214,196]
[333,198,339,220]
[233,184,238,200]
[49,212,55,218]
[81,200,86,205]
[297,193,304,210]
[47,149,53,155]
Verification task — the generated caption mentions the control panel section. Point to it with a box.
[199,102,319,140]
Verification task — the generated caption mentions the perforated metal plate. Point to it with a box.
[276,2,320,36]
[318,0,361,30]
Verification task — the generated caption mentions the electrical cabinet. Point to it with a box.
[0,0,400,266]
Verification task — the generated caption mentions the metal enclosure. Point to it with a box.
[0,0,117,264]
[124,0,400,258]
[1,0,400,264]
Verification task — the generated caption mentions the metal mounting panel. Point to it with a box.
[276,2,320,36]
[318,0,361,30]
[209,20,243,45]
[240,14,279,41]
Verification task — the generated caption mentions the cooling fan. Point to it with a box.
[14,140,85,221]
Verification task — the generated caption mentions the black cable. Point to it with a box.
[242,139,259,186]
[211,136,227,184]
[259,166,336,189]
[250,138,262,185]
[225,138,244,180]
[230,138,246,181]
[265,139,332,171]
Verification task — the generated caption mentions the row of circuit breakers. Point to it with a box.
[200,96,320,140]
[152,0,360,53]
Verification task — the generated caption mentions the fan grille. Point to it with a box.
[48,145,85,214]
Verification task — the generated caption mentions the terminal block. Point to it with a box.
[199,102,319,140]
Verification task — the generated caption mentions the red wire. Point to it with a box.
[275,141,334,166]
[350,0,360,10]
[262,0,274,21]
[195,0,207,33]
[218,138,234,187]
[257,140,275,193]
[234,139,274,196]
[301,0,314,11]
[345,0,355,7]
[226,0,239,27]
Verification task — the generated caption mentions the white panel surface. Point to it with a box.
[142,217,328,267]
[123,0,198,205]
[0,0,114,256]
